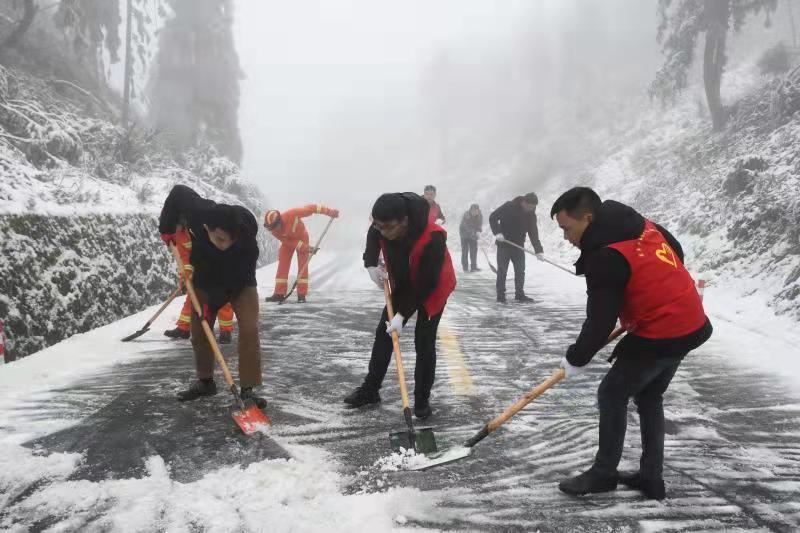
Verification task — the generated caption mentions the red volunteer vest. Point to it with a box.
[381,222,456,317]
[607,220,706,339]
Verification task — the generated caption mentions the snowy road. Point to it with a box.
[2,248,800,532]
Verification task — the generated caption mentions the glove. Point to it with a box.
[329,209,340,219]
[386,313,405,337]
[495,233,506,244]
[161,233,176,247]
[560,356,586,379]
[367,265,387,289]
[536,253,545,261]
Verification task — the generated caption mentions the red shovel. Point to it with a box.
[170,244,271,434]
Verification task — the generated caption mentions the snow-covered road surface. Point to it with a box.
[1,248,799,532]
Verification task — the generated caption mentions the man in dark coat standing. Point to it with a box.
[489,192,543,302]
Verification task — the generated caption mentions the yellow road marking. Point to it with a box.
[438,319,475,396]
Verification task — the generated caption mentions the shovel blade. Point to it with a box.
[232,405,272,435]
[407,446,472,471]
[121,326,149,342]
[389,426,437,454]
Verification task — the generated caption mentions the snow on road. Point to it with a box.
[1,246,799,531]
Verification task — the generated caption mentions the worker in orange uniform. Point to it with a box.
[164,225,236,343]
[263,204,339,303]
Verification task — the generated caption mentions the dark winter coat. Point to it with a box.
[159,185,259,308]
[363,192,447,317]
[489,197,543,253]
[459,210,483,241]
[566,200,712,367]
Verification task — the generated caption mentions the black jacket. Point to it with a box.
[489,197,543,253]
[159,185,259,308]
[459,211,483,240]
[566,200,711,366]
[363,192,447,317]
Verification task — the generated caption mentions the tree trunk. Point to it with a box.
[122,0,133,127]
[1,0,36,50]
[703,0,730,131]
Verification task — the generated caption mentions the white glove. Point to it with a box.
[560,356,586,379]
[386,313,405,337]
[495,233,506,243]
[367,265,387,289]
[536,253,545,261]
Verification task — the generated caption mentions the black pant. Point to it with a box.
[364,306,442,404]
[593,352,684,479]
[461,237,478,271]
[496,243,525,297]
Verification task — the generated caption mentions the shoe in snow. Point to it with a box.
[240,386,268,409]
[177,379,217,402]
[343,384,381,408]
[414,401,432,420]
[618,471,666,500]
[164,327,190,340]
[558,468,618,496]
[514,293,535,303]
[497,294,507,303]
[264,293,286,303]
[471,266,481,272]
[218,330,232,344]
[297,295,306,303]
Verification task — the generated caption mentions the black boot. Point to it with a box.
[558,468,618,496]
[240,386,268,409]
[177,379,217,401]
[297,295,306,303]
[218,330,232,344]
[343,384,381,407]
[264,293,285,302]
[471,266,481,272]
[414,398,432,420]
[497,294,507,303]
[164,327,190,339]
[514,293,535,303]
[618,471,666,500]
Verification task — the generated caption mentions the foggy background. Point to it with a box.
[234,0,661,239]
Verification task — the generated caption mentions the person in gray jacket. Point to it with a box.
[459,204,483,272]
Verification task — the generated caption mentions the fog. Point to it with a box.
[232,0,788,244]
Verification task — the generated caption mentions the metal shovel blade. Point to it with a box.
[121,326,149,342]
[406,446,473,471]
[389,426,437,454]
[232,404,272,435]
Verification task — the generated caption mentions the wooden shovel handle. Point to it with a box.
[145,285,181,327]
[490,326,626,430]
[383,278,411,411]
[170,244,236,389]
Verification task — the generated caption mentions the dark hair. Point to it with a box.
[523,192,538,205]
[550,187,602,219]
[206,205,242,238]
[424,185,436,193]
[470,203,479,210]
[371,193,407,222]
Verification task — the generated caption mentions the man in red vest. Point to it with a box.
[344,192,456,419]
[551,187,712,500]
[423,185,446,225]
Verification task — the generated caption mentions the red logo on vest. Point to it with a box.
[607,221,706,339]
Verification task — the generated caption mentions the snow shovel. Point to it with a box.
[410,326,627,470]
[278,217,335,304]
[480,246,497,274]
[383,277,437,455]
[121,286,182,342]
[501,240,576,276]
[169,244,271,435]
